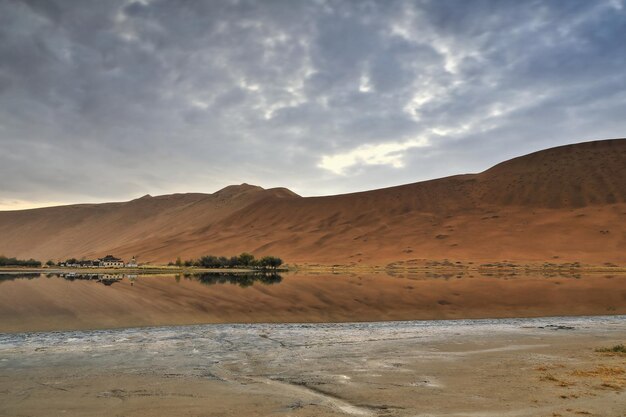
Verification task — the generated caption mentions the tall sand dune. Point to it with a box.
[1,139,625,265]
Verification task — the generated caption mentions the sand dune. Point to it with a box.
[0,138,625,265]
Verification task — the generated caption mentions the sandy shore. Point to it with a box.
[1,316,625,416]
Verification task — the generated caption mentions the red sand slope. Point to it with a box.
[1,139,625,265]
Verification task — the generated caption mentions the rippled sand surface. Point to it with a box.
[1,316,625,416]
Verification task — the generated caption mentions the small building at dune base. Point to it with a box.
[126,256,138,268]
[99,255,125,268]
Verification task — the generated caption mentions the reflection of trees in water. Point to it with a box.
[0,272,281,287]
[186,272,282,287]
[0,273,40,282]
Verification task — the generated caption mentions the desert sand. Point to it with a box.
[1,272,625,333]
[0,138,625,266]
[1,317,625,417]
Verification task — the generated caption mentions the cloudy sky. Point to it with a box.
[1,0,625,209]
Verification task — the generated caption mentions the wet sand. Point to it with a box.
[1,272,626,333]
[1,317,625,416]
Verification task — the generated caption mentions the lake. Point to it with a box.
[1,271,625,333]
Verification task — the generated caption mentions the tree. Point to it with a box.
[45,260,55,267]
[237,252,255,267]
[227,256,239,268]
[175,257,183,267]
[218,256,229,268]
[258,256,283,270]
[0,256,41,267]
[268,256,283,269]
[27,258,42,267]
[187,252,282,269]
[199,255,219,268]
[257,256,271,269]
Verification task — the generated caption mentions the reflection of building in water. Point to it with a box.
[126,274,137,286]
[100,274,121,280]
[58,273,124,286]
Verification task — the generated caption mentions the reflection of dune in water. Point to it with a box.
[0,272,625,333]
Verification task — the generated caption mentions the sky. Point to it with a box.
[1,0,625,210]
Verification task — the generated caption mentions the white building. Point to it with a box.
[99,255,124,268]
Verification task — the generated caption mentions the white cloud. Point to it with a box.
[1,0,624,204]
[359,73,373,93]
[319,137,429,175]
[0,199,65,211]
[191,99,210,109]
[403,88,437,121]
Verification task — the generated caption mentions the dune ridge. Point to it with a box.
[1,139,625,265]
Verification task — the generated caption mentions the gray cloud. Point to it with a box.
[1,0,625,208]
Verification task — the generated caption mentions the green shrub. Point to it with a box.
[596,344,626,353]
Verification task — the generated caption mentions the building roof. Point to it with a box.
[100,255,123,262]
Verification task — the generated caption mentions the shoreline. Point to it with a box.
[2,315,625,417]
[2,313,625,337]
[2,312,626,337]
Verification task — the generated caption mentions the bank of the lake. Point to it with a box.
[1,316,625,417]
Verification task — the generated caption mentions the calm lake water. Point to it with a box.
[1,271,625,333]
